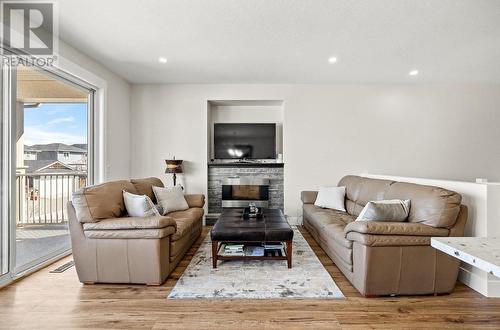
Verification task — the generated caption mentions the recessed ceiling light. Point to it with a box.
[328,56,337,64]
[158,57,168,64]
[409,70,419,76]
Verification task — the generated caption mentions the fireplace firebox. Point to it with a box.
[221,177,270,208]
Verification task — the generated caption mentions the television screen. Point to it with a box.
[214,123,276,159]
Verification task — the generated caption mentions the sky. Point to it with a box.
[24,103,87,145]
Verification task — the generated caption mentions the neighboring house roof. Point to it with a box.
[71,144,88,151]
[24,145,40,153]
[24,143,87,153]
[24,160,76,173]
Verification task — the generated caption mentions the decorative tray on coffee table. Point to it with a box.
[243,207,264,219]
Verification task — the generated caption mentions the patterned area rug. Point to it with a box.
[168,228,344,299]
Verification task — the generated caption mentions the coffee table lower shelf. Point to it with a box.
[211,241,292,269]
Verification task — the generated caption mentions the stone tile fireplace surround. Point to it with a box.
[207,163,284,224]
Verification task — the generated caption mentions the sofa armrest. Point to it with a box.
[84,227,176,239]
[83,216,176,231]
[82,216,176,240]
[185,194,205,208]
[344,221,449,237]
[301,191,318,204]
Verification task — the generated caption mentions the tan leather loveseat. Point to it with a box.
[302,175,467,296]
[68,177,204,285]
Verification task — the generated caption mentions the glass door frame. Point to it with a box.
[0,58,15,286]
[0,55,99,283]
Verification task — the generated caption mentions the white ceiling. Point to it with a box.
[56,0,500,84]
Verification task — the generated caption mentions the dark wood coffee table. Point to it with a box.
[210,208,294,268]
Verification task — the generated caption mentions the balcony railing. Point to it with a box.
[16,173,87,226]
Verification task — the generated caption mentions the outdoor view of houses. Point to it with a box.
[17,103,88,227]
[22,142,87,211]
[24,143,88,172]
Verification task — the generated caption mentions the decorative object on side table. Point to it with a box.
[243,203,263,219]
[165,157,183,186]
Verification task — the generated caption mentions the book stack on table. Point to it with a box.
[219,243,285,257]
[221,243,245,256]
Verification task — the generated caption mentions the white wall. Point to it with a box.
[58,41,131,181]
[129,84,500,216]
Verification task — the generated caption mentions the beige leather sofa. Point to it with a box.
[68,177,204,285]
[302,175,467,296]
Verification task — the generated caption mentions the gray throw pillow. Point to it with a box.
[356,199,411,222]
[152,185,189,215]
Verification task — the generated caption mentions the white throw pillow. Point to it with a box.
[153,185,189,215]
[314,186,346,212]
[356,199,411,222]
[123,190,160,217]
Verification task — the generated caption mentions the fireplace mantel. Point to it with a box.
[208,162,284,168]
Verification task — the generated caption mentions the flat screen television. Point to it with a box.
[214,123,276,159]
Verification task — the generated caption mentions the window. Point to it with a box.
[63,152,69,158]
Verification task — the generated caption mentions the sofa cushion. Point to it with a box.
[72,180,138,223]
[385,182,461,228]
[319,232,353,264]
[304,204,354,250]
[303,204,355,229]
[339,176,394,216]
[130,177,164,203]
[83,216,176,231]
[321,222,353,249]
[303,204,355,266]
[84,227,175,239]
[168,208,204,241]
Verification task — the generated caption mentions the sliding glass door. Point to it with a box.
[13,65,94,273]
[0,58,96,279]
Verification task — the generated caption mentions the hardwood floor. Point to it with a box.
[1,226,499,329]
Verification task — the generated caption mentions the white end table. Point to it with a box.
[431,237,500,278]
